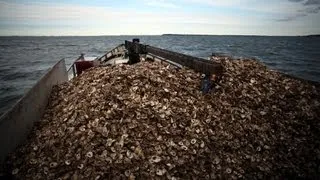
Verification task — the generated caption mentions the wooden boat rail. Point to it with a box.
[125,40,223,75]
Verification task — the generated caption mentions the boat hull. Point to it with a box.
[0,59,68,165]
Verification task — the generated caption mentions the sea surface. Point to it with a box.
[0,35,319,116]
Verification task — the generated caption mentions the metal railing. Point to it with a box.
[96,44,126,62]
[66,40,223,80]
[66,44,126,80]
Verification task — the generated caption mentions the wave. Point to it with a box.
[57,44,78,47]
[0,72,28,81]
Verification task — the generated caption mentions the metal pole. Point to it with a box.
[72,64,76,77]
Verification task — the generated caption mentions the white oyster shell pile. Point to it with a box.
[6,60,320,179]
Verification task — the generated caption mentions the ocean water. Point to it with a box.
[0,35,319,116]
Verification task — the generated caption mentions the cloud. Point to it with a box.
[276,4,320,21]
[0,1,267,35]
[288,0,304,2]
[300,6,320,13]
[304,0,320,5]
[183,0,245,6]
[0,0,319,35]
[276,13,307,21]
[289,0,320,5]
[175,0,303,16]
[170,0,320,22]
[0,1,178,23]
[141,0,178,8]
[275,0,320,21]
[0,1,264,25]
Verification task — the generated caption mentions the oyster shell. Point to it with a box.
[5,59,319,179]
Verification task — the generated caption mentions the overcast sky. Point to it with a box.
[0,0,319,36]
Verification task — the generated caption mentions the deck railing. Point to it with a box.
[66,44,126,80]
[125,40,223,75]
[67,41,223,80]
[96,44,126,62]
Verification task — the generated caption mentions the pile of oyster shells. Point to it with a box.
[6,58,320,179]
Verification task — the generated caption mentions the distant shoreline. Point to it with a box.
[162,34,320,37]
[304,34,320,37]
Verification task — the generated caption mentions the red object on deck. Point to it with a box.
[75,61,94,75]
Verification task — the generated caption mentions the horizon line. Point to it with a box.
[0,34,318,37]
